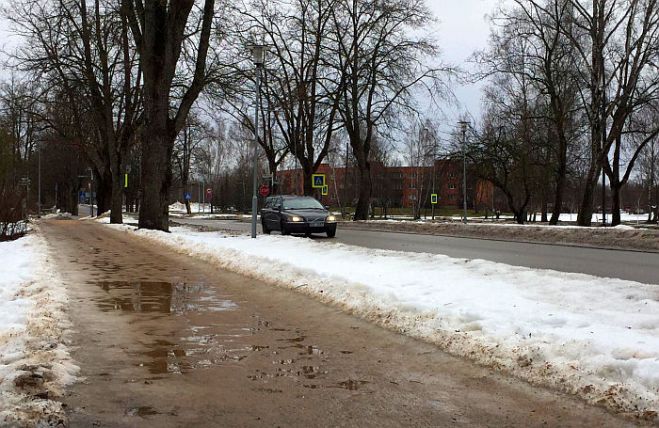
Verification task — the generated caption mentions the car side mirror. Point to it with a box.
[277,205,282,212]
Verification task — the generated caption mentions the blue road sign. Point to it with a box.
[184,191,192,201]
[312,174,325,188]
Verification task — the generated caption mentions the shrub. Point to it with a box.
[0,187,28,241]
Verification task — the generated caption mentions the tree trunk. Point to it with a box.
[549,168,566,225]
[95,170,112,215]
[138,101,172,231]
[611,182,621,226]
[577,162,599,226]
[302,162,314,196]
[110,172,124,224]
[353,165,371,221]
[109,151,124,224]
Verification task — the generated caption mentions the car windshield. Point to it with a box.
[282,198,325,210]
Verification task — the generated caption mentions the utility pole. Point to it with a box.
[458,121,470,224]
[343,139,350,219]
[250,43,265,238]
[601,60,607,226]
[431,130,436,221]
[37,142,41,217]
[89,168,94,217]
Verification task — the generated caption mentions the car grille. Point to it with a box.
[306,216,325,223]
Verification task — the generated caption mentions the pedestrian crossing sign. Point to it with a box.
[312,174,325,188]
[322,185,329,196]
[431,194,438,205]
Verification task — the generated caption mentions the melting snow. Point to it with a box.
[0,232,77,425]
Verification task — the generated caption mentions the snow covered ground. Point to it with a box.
[105,221,659,419]
[0,231,77,425]
[168,202,250,219]
[442,212,649,223]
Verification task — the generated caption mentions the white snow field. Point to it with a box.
[0,230,77,425]
[107,222,659,419]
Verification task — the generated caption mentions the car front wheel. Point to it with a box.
[326,228,336,238]
[261,220,271,234]
[281,222,290,235]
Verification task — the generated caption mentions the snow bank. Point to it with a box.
[109,223,659,419]
[0,232,78,426]
[41,211,72,220]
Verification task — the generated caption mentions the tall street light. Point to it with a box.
[458,121,470,224]
[251,43,266,238]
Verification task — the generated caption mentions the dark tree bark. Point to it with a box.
[95,169,113,215]
[122,0,216,231]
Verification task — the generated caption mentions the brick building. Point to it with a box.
[277,159,493,210]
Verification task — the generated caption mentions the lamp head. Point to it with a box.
[251,44,266,66]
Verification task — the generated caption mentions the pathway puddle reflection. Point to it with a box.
[94,281,238,314]
[94,281,249,374]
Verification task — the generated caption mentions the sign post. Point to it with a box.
[431,194,438,221]
[206,188,213,213]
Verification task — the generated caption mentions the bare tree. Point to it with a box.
[329,0,450,220]
[232,0,343,196]
[173,114,208,215]
[403,121,435,219]
[481,0,582,224]
[121,0,218,231]
[561,0,659,225]
[5,0,143,223]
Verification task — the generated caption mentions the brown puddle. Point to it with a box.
[90,280,341,389]
[94,281,250,375]
[94,281,238,314]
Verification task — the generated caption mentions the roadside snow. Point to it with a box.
[108,223,659,419]
[0,231,77,426]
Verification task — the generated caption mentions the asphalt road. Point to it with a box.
[172,217,659,285]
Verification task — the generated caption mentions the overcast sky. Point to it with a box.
[426,0,503,124]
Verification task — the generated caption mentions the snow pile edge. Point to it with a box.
[0,228,79,426]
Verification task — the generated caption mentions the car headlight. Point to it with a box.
[326,215,337,222]
[289,216,304,222]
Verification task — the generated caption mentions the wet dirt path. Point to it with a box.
[41,219,633,427]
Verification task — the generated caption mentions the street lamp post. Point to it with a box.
[37,142,42,217]
[251,43,266,239]
[458,121,470,224]
[430,130,436,221]
[89,168,94,217]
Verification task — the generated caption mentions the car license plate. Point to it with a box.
[310,221,324,227]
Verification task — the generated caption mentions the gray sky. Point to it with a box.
[427,0,503,123]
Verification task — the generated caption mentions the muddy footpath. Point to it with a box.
[39,219,637,427]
